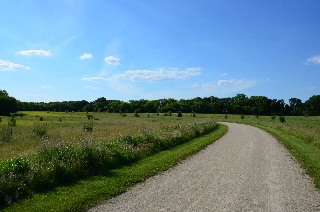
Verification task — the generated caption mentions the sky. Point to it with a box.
[0,0,319,103]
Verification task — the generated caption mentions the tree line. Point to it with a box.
[1,90,319,116]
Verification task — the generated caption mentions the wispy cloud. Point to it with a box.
[298,86,315,91]
[305,55,320,65]
[82,67,202,82]
[202,79,258,93]
[0,60,31,71]
[221,73,228,76]
[16,50,51,56]
[80,53,93,60]
[105,56,121,66]
[83,86,100,90]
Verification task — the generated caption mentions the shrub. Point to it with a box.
[177,111,182,117]
[279,116,286,123]
[8,115,16,127]
[240,114,244,119]
[134,110,140,117]
[83,125,93,132]
[33,124,47,136]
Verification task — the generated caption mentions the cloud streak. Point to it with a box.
[82,67,202,82]
[16,50,51,56]
[0,60,31,71]
[202,78,258,93]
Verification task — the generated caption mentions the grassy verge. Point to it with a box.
[215,114,320,189]
[2,123,227,212]
[253,125,320,189]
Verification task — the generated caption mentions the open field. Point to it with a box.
[0,111,220,207]
[0,111,217,160]
[1,112,319,211]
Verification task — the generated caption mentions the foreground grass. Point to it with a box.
[2,124,227,212]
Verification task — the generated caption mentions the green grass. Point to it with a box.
[2,124,227,212]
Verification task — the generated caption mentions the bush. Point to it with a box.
[240,114,244,119]
[279,116,286,123]
[32,124,47,136]
[83,125,93,132]
[177,111,182,117]
[8,115,16,127]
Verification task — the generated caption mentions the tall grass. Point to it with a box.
[0,121,217,207]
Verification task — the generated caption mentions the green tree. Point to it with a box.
[0,90,17,116]
[305,95,320,115]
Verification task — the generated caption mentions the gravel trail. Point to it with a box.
[88,122,320,212]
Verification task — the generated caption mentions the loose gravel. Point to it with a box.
[88,122,320,212]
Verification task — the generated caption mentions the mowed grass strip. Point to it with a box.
[2,124,227,212]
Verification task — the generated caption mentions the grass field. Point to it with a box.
[0,111,221,208]
[1,112,319,211]
[0,111,218,160]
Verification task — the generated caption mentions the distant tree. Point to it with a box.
[305,95,320,116]
[0,90,17,116]
[289,98,303,115]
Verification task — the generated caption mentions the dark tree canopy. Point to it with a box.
[1,90,317,116]
[0,90,18,116]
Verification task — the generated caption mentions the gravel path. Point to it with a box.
[88,122,320,212]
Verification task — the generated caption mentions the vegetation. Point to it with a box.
[2,124,227,212]
[13,92,320,116]
[0,111,219,207]
[0,90,17,116]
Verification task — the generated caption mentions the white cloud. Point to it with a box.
[217,79,243,86]
[117,67,202,82]
[298,86,315,91]
[82,67,202,82]
[0,60,31,71]
[305,55,320,65]
[80,53,93,60]
[202,79,258,93]
[82,76,109,81]
[221,73,228,76]
[83,86,101,90]
[16,50,51,56]
[104,56,121,66]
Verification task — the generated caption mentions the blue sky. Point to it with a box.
[1,0,319,103]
